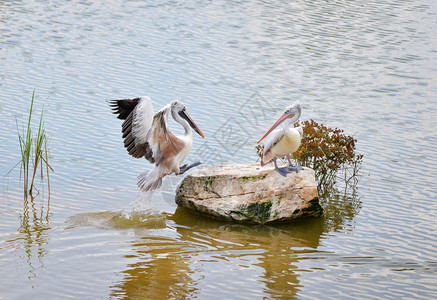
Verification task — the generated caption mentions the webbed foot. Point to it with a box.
[275,166,291,177]
[273,158,290,177]
[288,165,303,172]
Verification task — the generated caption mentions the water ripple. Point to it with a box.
[1,0,437,298]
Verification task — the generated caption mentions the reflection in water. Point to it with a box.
[111,235,199,299]
[322,188,361,233]
[2,0,434,297]
[109,189,359,299]
[175,210,325,298]
[9,195,51,280]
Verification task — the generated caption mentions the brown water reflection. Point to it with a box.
[6,195,52,280]
[110,234,199,298]
[109,194,356,299]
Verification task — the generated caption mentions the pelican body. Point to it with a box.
[109,96,204,191]
[257,103,303,176]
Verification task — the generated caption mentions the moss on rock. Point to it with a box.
[203,176,215,191]
[238,200,273,223]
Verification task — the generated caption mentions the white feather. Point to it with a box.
[263,127,285,155]
[132,96,154,145]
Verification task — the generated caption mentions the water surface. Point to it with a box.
[1,0,436,299]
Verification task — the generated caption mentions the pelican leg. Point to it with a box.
[286,155,291,165]
[286,155,303,173]
[274,158,290,177]
[177,161,202,175]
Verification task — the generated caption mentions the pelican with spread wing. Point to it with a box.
[109,96,205,191]
[257,103,303,177]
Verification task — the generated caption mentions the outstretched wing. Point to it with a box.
[109,96,155,162]
[146,104,184,166]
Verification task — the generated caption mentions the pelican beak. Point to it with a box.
[179,108,205,138]
[257,112,293,143]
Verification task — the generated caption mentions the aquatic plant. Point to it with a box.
[256,119,363,193]
[15,90,53,199]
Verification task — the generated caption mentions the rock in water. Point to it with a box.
[175,163,323,224]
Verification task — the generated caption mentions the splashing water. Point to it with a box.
[66,191,167,230]
[131,190,154,212]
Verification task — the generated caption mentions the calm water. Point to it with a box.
[1,0,437,299]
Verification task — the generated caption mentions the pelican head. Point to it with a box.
[171,101,205,138]
[257,103,301,143]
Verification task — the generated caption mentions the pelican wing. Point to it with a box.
[262,127,285,155]
[109,96,155,162]
[259,128,284,165]
[146,104,185,166]
[109,97,141,120]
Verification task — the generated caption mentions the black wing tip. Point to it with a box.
[106,99,119,107]
[107,98,141,119]
[106,99,121,111]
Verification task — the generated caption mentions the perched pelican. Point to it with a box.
[109,96,205,191]
[257,103,303,176]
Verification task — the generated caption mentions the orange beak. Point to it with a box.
[257,112,293,143]
[180,108,205,138]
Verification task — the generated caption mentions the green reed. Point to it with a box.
[16,90,53,199]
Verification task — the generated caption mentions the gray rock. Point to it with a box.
[175,163,323,224]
